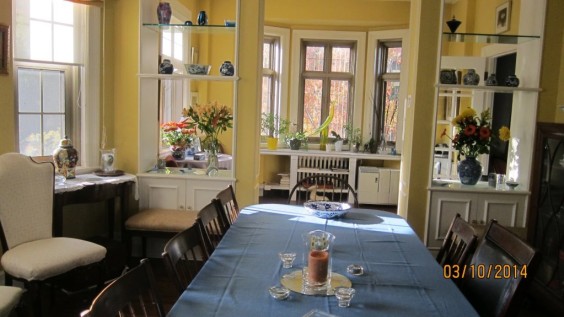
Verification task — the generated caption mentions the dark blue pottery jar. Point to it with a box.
[458,156,482,185]
[220,61,235,76]
[197,11,207,25]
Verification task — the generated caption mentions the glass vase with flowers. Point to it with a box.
[442,107,510,185]
[183,101,233,175]
[161,120,195,160]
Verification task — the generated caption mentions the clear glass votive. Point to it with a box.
[334,287,356,307]
[279,252,297,268]
[269,286,290,300]
[347,264,364,276]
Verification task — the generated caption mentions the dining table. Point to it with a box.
[167,203,478,317]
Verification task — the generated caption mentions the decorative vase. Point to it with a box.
[505,75,520,87]
[197,11,208,26]
[446,16,461,33]
[351,143,360,153]
[266,137,278,150]
[463,69,480,85]
[302,230,335,293]
[220,61,235,76]
[159,59,173,74]
[334,140,343,152]
[157,2,172,24]
[439,69,457,84]
[485,73,498,86]
[289,139,302,150]
[53,136,79,179]
[458,156,482,185]
[319,127,329,151]
[171,147,185,160]
[206,139,219,176]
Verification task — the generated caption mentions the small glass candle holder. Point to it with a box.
[279,252,297,268]
[100,148,116,173]
[346,264,364,276]
[269,286,290,300]
[334,287,356,307]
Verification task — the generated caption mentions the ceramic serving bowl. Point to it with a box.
[304,201,351,219]
[185,64,211,75]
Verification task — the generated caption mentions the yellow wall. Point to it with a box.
[0,0,15,154]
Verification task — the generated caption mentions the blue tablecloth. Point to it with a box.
[167,204,478,317]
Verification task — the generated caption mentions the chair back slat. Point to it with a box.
[216,185,240,225]
[461,220,539,317]
[287,174,359,207]
[436,214,478,270]
[196,199,228,254]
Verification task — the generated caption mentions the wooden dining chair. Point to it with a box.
[460,220,539,317]
[436,214,478,269]
[288,174,359,207]
[196,199,229,253]
[0,153,107,315]
[162,223,210,295]
[215,185,240,226]
[81,258,165,317]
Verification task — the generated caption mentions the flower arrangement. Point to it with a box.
[160,120,195,150]
[442,107,510,158]
[182,101,233,147]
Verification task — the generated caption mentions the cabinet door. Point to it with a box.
[477,193,527,228]
[388,169,400,204]
[428,191,474,249]
[139,177,187,210]
[186,179,234,211]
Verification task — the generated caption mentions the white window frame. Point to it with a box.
[290,30,365,142]
[364,29,409,154]
[13,1,101,167]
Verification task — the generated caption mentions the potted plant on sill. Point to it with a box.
[286,130,308,150]
[261,113,290,150]
[330,131,344,152]
[344,123,362,153]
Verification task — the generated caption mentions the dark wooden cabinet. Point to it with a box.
[527,122,564,315]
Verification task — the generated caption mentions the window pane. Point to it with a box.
[330,80,349,135]
[303,79,323,132]
[383,80,400,142]
[331,47,350,72]
[30,21,53,61]
[53,0,74,25]
[173,31,183,61]
[161,30,172,57]
[30,0,52,21]
[54,24,74,63]
[43,114,65,154]
[19,114,42,156]
[261,76,272,115]
[386,47,402,73]
[18,68,42,112]
[43,70,65,113]
[263,42,271,68]
[305,46,324,72]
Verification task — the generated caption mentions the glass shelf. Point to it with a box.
[442,32,540,44]
[138,73,239,81]
[436,84,541,93]
[143,23,236,34]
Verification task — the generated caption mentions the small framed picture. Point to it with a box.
[0,24,9,75]
[496,1,511,34]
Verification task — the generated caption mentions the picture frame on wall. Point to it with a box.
[495,1,511,34]
[0,24,9,75]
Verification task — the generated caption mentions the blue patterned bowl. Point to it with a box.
[304,202,351,219]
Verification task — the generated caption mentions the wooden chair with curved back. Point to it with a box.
[460,220,539,317]
[288,174,359,207]
[215,185,240,226]
[436,214,478,267]
[162,223,210,295]
[196,199,230,254]
[81,258,165,317]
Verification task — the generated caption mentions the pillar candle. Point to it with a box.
[308,250,329,284]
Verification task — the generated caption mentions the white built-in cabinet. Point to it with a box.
[426,0,546,251]
[137,0,239,200]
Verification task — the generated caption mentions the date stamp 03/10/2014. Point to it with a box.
[443,264,529,280]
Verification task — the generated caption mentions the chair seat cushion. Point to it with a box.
[0,286,24,316]
[125,209,198,232]
[0,237,106,281]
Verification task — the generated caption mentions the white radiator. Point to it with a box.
[296,156,349,179]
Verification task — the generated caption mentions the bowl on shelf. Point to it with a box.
[304,201,351,219]
[185,64,211,75]
[505,181,519,189]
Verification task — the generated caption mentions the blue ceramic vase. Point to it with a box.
[197,11,207,26]
[458,156,482,185]
[220,61,235,76]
